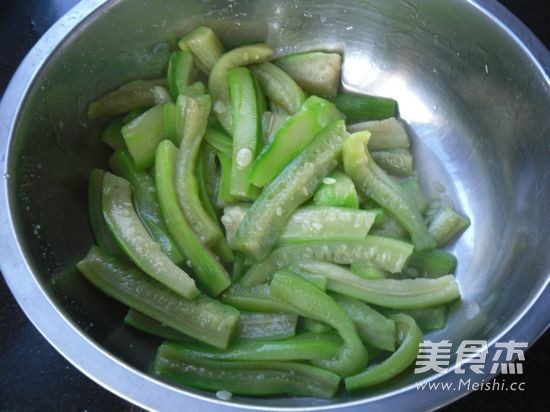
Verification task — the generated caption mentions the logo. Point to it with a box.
[414,340,527,391]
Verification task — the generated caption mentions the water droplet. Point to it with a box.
[216,390,233,401]
[213,100,226,114]
[236,148,253,168]
[467,303,480,319]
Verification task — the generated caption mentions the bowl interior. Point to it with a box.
[6,0,550,408]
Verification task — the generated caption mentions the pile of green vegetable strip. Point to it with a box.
[79,26,470,399]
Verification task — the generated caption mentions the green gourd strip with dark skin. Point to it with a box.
[125,309,298,341]
[294,261,460,310]
[196,144,219,221]
[222,204,379,248]
[332,294,396,352]
[87,169,121,255]
[114,114,140,135]
[301,319,333,334]
[204,126,233,155]
[262,110,290,145]
[406,249,457,278]
[270,269,368,377]
[286,265,328,291]
[178,26,225,74]
[162,103,178,144]
[400,177,429,214]
[221,284,296,314]
[211,238,234,264]
[153,354,341,399]
[228,67,262,200]
[102,172,198,299]
[87,78,166,119]
[77,246,239,349]
[122,104,165,170]
[370,212,409,240]
[347,117,410,150]
[203,127,237,206]
[158,333,340,362]
[175,95,224,246]
[109,150,184,265]
[330,93,398,121]
[231,251,247,282]
[371,148,414,177]
[101,120,126,150]
[239,236,414,287]
[216,150,237,206]
[124,309,195,342]
[167,51,195,99]
[313,170,359,209]
[350,263,389,280]
[273,52,342,97]
[195,144,234,263]
[345,314,422,390]
[198,142,219,210]
[254,73,267,116]
[427,207,470,246]
[235,120,348,259]
[377,306,447,331]
[248,96,344,188]
[152,86,172,104]
[122,108,148,124]
[180,81,207,96]
[250,62,305,114]
[209,44,272,133]
[343,131,435,251]
[155,140,231,297]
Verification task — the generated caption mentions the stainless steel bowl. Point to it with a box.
[1,0,548,410]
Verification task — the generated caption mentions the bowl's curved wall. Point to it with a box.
[1,0,549,410]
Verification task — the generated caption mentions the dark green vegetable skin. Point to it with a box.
[158,333,340,362]
[235,120,348,259]
[228,66,262,200]
[155,140,231,297]
[249,96,343,188]
[153,353,341,399]
[102,172,199,299]
[87,78,166,119]
[175,94,225,246]
[87,169,120,255]
[330,93,397,121]
[345,314,422,390]
[109,150,183,265]
[343,131,435,251]
[270,269,368,377]
[167,51,195,99]
[77,246,239,349]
